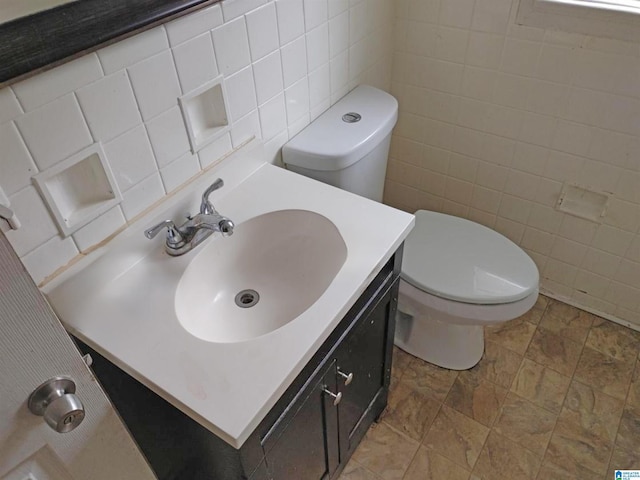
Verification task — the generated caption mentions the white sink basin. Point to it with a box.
[175,209,347,343]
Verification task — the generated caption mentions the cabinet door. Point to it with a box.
[336,283,396,458]
[263,361,339,480]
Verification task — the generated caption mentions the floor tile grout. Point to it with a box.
[341,295,639,480]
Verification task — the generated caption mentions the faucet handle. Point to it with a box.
[144,220,176,239]
[144,220,185,247]
[200,178,224,214]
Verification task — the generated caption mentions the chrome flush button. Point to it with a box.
[342,112,361,123]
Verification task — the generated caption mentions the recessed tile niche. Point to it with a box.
[178,76,230,153]
[33,143,122,236]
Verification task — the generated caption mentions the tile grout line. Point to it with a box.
[535,305,619,479]
[532,297,570,480]
[384,296,640,479]
[464,298,554,477]
[482,298,559,479]
[400,353,453,479]
[539,298,586,475]
[394,355,465,479]
[380,351,425,480]
[462,307,539,477]
[577,319,639,476]
[372,415,429,478]
[605,354,639,474]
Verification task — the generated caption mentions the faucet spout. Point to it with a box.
[200,178,224,214]
[184,213,235,237]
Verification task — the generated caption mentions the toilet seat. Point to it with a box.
[401,210,539,305]
[399,278,539,326]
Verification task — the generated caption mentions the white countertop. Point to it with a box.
[43,141,414,448]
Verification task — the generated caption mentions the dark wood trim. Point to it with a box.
[0,0,219,88]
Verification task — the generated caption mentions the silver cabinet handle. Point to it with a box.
[323,387,342,406]
[337,369,354,386]
[28,377,85,433]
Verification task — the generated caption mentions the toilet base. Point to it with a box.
[394,279,538,370]
[395,309,484,370]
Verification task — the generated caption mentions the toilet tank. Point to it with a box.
[282,85,398,202]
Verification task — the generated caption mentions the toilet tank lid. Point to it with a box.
[282,85,398,171]
[402,211,540,305]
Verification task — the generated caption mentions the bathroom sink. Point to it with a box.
[43,140,414,447]
[175,209,347,343]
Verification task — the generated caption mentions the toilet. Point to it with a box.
[282,85,539,370]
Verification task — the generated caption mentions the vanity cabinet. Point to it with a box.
[75,246,402,480]
[336,282,395,460]
[261,360,340,479]
[261,279,397,479]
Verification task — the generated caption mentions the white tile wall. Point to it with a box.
[387,0,640,327]
[145,106,191,167]
[76,71,141,142]
[253,50,285,104]
[276,0,305,45]
[0,122,37,195]
[160,152,201,192]
[12,55,103,112]
[226,66,258,122]
[246,3,280,61]
[16,94,93,169]
[0,0,393,285]
[98,27,169,74]
[259,93,287,140]
[0,88,23,124]
[212,17,252,76]
[281,36,308,88]
[4,187,59,257]
[103,125,157,193]
[165,5,224,46]
[127,51,181,121]
[72,206,126,252]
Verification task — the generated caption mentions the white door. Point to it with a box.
[0,232,157,480]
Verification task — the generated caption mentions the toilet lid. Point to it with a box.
[401,211,539,305]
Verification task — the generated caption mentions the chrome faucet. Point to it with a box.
[144,178,234,256]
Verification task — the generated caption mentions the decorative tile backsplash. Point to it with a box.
[0,0,393,284]
[385,0,640,327]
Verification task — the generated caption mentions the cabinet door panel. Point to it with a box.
[264,361,339,480]
[337,285,395,456]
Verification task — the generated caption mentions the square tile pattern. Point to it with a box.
[387,0,640,329]
[0,0,394,285]
[340,296,640,480]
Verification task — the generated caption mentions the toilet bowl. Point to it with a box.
[395,210,539,369]
[282,85,539,370]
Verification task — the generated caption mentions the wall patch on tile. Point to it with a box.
[556,183,609,223]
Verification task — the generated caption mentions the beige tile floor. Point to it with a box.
[340,295,640,480]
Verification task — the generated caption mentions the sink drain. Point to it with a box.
[235,289,260,308]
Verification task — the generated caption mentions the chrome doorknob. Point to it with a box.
[28,377,85,433]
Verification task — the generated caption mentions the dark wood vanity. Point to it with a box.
[75,246,402,479]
